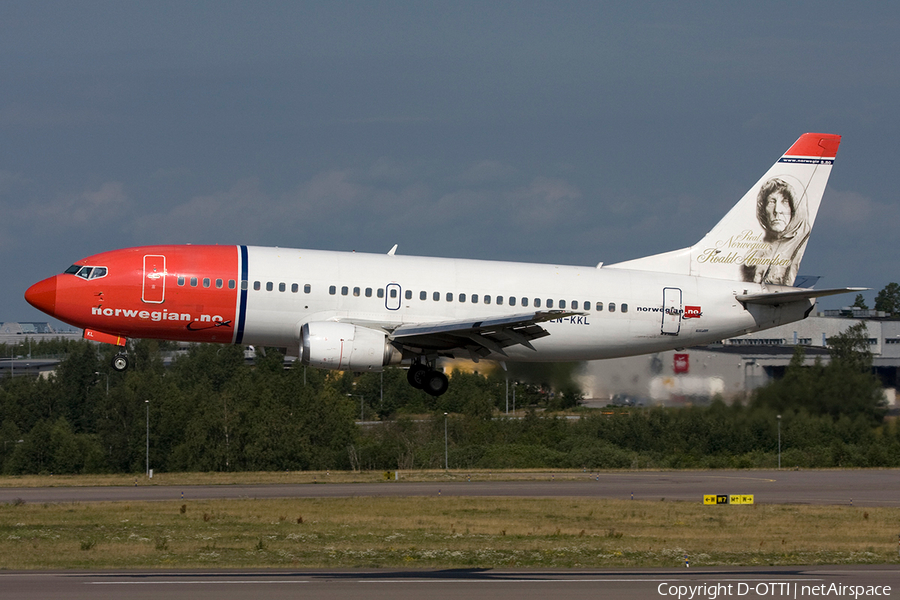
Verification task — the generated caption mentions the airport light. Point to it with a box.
[145,400,150,477]
[347,394,365,421]
[777,414,782,469]
[94,371,108,395]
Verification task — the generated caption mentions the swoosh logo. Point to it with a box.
[186,320,233,331]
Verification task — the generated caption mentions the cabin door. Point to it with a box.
[142,255,166,304]
[661,287,682,335]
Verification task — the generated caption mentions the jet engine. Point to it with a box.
[300,322,400,371]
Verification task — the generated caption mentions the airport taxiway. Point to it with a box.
[2,469,898,506]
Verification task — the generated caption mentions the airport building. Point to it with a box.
[578,309,900,408]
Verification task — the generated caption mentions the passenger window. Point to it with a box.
[521,297,528,307]
[341,286,349,296]
[609,303,616,312]
[471,294,479,303]
[229,280,236,290]
[621,303,628,313]
[546,299,553,308]
[446,292,453,302]
[265,281,273,291]
[377,288,384,298]
[329,285,336,295]
[484,295,491,305]
[559,300,566,309]
[405,290,412,300]
[278,282,285,292]
[534,298,541,308]
[365,288,372,297]
[217,279,224,289]
[190,276,197,287]
[433,291,440,301]
[584,300,590,310]
[420,291,427,300]
[509,297,516,306]
[241,280,248,290]
[353,287,360,297]
[571,300,578,309]
[496,296,503,305]
[252,281,259,291]
[291,283,299,293]
[304,284,311,293]
[177,276,185,286]
[390,288,397,298]
[596,302,603,311]
[459,293,466,303]
[203,278,211,288]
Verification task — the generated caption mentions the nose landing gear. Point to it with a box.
[111,354,130,372]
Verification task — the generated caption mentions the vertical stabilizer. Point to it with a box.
[606,133,841,285]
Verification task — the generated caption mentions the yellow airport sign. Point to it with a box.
[703,494,754,505]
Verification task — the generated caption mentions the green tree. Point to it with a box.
[851,294,868,309]
[874,282,900,316]
[753,323,884,423]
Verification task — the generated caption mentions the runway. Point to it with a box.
[0,566,896,600]
[2,469,899,506]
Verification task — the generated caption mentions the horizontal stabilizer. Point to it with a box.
[736,287,866,306]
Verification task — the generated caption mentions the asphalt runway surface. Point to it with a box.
[0,567,897,600]
[2,469,899,506]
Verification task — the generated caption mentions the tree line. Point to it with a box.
[0,323,891,474]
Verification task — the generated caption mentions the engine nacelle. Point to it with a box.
[300,321,400,371]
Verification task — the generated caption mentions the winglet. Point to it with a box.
[387,244,398,256]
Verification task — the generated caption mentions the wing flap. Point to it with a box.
[389,310,579,356]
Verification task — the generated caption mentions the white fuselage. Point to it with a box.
[239,246,812,360]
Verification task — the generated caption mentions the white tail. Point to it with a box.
[607,133,841,285]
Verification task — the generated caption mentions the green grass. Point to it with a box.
[2,496,898,569]
[0,469,650,488]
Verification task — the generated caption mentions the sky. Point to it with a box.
[3,1,899,324]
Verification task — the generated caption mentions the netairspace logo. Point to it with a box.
[656,582,891,600]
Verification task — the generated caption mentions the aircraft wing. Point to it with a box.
[736,287,867,306]
[388,310,582,359]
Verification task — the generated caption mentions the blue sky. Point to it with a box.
[3,1,899,322]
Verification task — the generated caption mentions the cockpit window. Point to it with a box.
[65,265,108,280]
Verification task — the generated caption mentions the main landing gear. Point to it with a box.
[407,363,449,397]
[111,353,130,372]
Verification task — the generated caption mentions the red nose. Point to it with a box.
[25,276,58,316]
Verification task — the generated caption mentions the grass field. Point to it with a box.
[0,469,650,488]
[2,493,898,569]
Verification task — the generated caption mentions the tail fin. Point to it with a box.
[606,133,841,285]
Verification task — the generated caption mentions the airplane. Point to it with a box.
[25,133,861,397]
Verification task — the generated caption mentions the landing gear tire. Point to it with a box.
[407,364,429,389]
[423,371,449,397]
[111,354,130,372]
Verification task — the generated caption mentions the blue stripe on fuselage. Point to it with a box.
[235,245,248,344]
